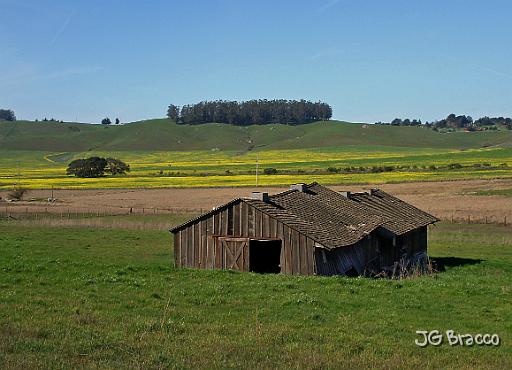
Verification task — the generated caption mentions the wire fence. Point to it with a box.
[0,204,206,231]
[0,203,509,227]
[0,204,205,218]
[444,214,509,226]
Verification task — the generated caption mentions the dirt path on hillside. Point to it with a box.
[1,179,512,223]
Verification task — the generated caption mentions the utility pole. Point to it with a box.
[16,161,20,187]
[255,154,259,187]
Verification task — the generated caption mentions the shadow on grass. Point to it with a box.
[432,257,483,271]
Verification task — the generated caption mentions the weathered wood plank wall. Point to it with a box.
[174,200,318,275]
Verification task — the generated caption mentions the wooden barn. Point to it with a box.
[170,183,438,276]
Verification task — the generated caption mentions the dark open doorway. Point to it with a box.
[249,239,282,273]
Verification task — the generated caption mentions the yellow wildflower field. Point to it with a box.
[0,146,511,189]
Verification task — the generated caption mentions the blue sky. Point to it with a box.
[2,0,512,123]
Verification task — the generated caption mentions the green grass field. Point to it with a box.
[1,119,512,189]
[0,220,511,369]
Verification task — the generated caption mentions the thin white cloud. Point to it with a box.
[444,55,512,80]
[317,0,341,13]
[42,66,103,80]
[479,65,512,80]
[0,65,102,86]
[308,47,341,60]
[50,10,76,46]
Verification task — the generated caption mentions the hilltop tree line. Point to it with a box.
[101,117,121,125]
[167,99,332,125]
[376,114,512,130]
[36,118,64,123]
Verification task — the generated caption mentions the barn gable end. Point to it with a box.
[173,199,318,275]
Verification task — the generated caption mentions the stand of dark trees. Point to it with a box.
[36,118,64,123]
[376,114,512,130]
[474,116,512,127]
[66,157,130,178]
[167,99,332,125]
[0,109,16,121]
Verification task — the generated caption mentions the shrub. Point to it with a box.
[263,168,278,175]
[448,163,463,169]
[327,167,339,173]
[371,166,387,173]
[8,187,27,201]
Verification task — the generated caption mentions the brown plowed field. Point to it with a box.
[1,179,511,223]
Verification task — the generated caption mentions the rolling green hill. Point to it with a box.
[2,119,512,189]
[2,119,512,152]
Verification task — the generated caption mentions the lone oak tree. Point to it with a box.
[67,157,130,178]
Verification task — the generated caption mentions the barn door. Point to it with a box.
[218,237,249,271]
